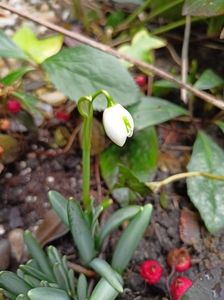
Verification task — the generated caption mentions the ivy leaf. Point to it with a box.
[183,0,224,16]
[13,26,63,64]
[187,132,224,233]
[129,97,188,131]
[43,45,140,110]
[194,69,224,90]
[0,30,28,60]
[119,29,166,67]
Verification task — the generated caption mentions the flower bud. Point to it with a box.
[6,99,21,114]
[140,260,163,285]
[170,276,192,300]
[102,104,134,147]
[135,74,147,87]
[167,248,191,273]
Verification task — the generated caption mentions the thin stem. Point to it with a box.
[181,15,191,103]
[82,102,93,210]
[1,3,223,110]
[115,0,152,32]
[147,171,224,193]
[146,0,184,22]
[152,16,202,35]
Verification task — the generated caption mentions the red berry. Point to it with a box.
[167,248,191,272]
[6,99,21,114]
[170,276,192,300]
[135,75,147,87]
[140,260,163,284]
[55,111,70,122]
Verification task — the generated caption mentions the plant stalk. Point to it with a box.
[147,171,224,193]
[82,103,93,210]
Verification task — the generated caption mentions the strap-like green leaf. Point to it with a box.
[48,191,69,226]
[23,275,40,288]
[89,278,121,300]
[89,258,123,293]
[68,200,95,264]
[24,231,55,282]
[77,274,87,300]
[0,67,34,85]
[16,295,30,300]
[19,265,50,282]
[0,271,31,296]
[112,204,153,274]
[99,206,141,246]
[28,287,70,300]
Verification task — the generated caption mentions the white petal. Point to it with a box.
[103,104,128,147]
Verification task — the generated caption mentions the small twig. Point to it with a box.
[181,15,191,103]
[68,261,96,277]
[147,171,224,193]
[0,3,223,109]
[63,123,81,153]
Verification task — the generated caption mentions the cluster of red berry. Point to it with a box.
[140,248,192,300]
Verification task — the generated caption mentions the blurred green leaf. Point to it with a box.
[77,274,87,300]
[194,69,224,90]
[100,127,158,203]
[0,272,30,296]
[183,0,224,16]
[152,80,179,97]
[215,121,224,133]
[106,11,126,27]
[13,26,63,64]
[48,191,69,226]
[28,287,70,300]
[0,30,28,60]
[24,231,55,282]
[43,45,140,110]
[68,200,95,264]
[187,132,224,233]
[129,96,188,130]
[99,205,141,245]
[119,29,166,67]
[90,258,123,292]
[112,204,153,273]
[0,67,33,85]
[89,277,121,300]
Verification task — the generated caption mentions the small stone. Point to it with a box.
[8,228,25,262]
[46,176,55,184]
[0,224,6,235]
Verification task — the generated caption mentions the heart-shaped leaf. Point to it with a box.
[13,26,63,64]
[129,96,188,131]
[42,45,140,110]
[187,132,224,233]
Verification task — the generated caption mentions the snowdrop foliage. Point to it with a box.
[103,103,134,147]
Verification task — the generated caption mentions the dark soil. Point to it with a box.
[1,125,224,300]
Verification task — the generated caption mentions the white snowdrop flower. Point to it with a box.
[103,103,134,147]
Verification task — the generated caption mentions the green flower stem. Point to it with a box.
[77,90,115,210]
[147,171,224,193]
[82,101,93,210]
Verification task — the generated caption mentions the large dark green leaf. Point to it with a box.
[187,132,224,233]
[0,31,28,60]
[182,267,224,300]
[129,97,188,131]
[42,45,140,110]
[100,127,158,203]
[183,0,224,16]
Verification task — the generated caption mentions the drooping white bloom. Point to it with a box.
[103,104,134,147]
